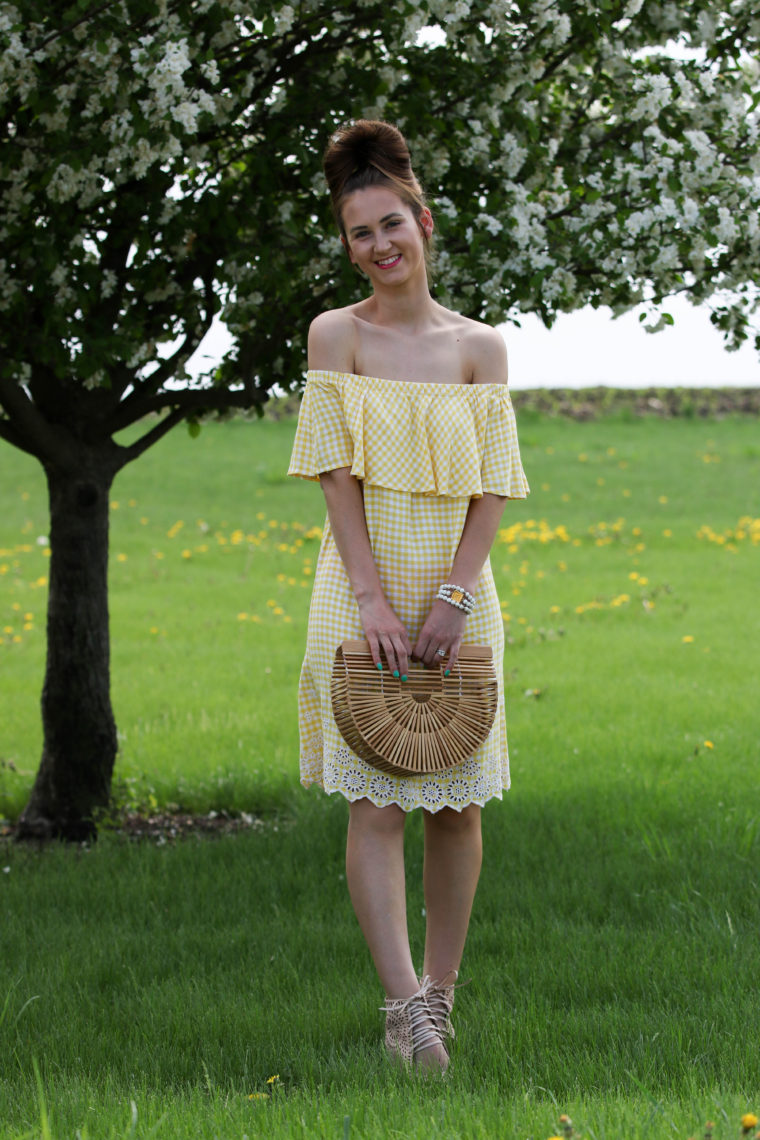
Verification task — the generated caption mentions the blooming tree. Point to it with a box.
[1,0,758,838]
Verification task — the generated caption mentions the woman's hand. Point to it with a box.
[358,596,412,678]
[413,599,467,671]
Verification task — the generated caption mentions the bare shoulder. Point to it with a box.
[307,307,357,372]
[445,311,508,385]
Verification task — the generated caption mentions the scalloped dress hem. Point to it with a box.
[299,775,506,814]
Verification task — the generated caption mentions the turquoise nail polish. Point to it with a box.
[393,670,400,678]
[444,668,451,677]
[401,674,408,682]
[376,662,383,671]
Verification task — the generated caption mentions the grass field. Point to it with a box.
[1,408,759,1139]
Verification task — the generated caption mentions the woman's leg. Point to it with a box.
[422,804,483,982]
[346,797,448,1068]
[345,797,419,997]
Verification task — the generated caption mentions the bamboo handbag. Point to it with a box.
[330,639,498,777]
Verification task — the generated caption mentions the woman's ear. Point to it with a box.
[420,208,434,240]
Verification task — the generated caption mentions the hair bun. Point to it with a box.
[332,119,412,178]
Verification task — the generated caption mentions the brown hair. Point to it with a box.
[323,119,431,248]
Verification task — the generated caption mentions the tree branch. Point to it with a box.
[116,387,258,466]
[0,416,39,459]
[0,375,72,466]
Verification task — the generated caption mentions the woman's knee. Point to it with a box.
[424,803,481,837]
[349,797,406,836]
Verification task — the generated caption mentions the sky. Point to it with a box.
[506,295,760,390]
[189,294,760,390]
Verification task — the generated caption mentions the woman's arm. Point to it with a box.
[308,311,411,676]
[415,324,511,669]
[412,492,507,670]
[319,468,412,677]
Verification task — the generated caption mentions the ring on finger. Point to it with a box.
[435,648,446,657]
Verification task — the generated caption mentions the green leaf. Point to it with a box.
[187,420,201,439]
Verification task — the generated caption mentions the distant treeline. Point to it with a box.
[264,386,760,421]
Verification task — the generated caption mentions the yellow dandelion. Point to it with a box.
[550,605,560,614]
[273,606,284,615]
[117,553,128,562]
[682,635,694,643]
[149,626,159,635]
[561,493,570,502]
[110,500,119,509]
[36,576,47,586]
[237,613,248,621]
[578,453,588,462]
[638,576,649,586]
[24,612,33,620]
[704,740,714,749]
[182,550,192,559]
[541,482,551,491]
[248,1092,269,1100]
[663,528,672,537]
[267,1075,280,1084]
[623,489,631,497]
[741,1113,758,1132]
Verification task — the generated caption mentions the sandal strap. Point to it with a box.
[381,977,445,1058]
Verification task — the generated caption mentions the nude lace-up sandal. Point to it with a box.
[381,976,448,1071]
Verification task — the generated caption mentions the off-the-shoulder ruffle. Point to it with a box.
[287,370,529,499]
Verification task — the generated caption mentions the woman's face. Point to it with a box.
[340,185,433,286]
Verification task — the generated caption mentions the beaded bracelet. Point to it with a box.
[436,583,475,614]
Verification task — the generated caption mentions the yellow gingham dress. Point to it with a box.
[288,370,529,812]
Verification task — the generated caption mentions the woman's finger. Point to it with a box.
[366,633,384,672]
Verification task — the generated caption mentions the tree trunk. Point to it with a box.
[16,455,119,842]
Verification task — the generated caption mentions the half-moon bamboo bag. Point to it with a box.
[330,640,498,777]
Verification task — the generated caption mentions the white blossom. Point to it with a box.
[715,206,738,245]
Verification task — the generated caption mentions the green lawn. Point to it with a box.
[1,409,759,1139]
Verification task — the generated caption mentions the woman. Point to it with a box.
[288,120,529,1071]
